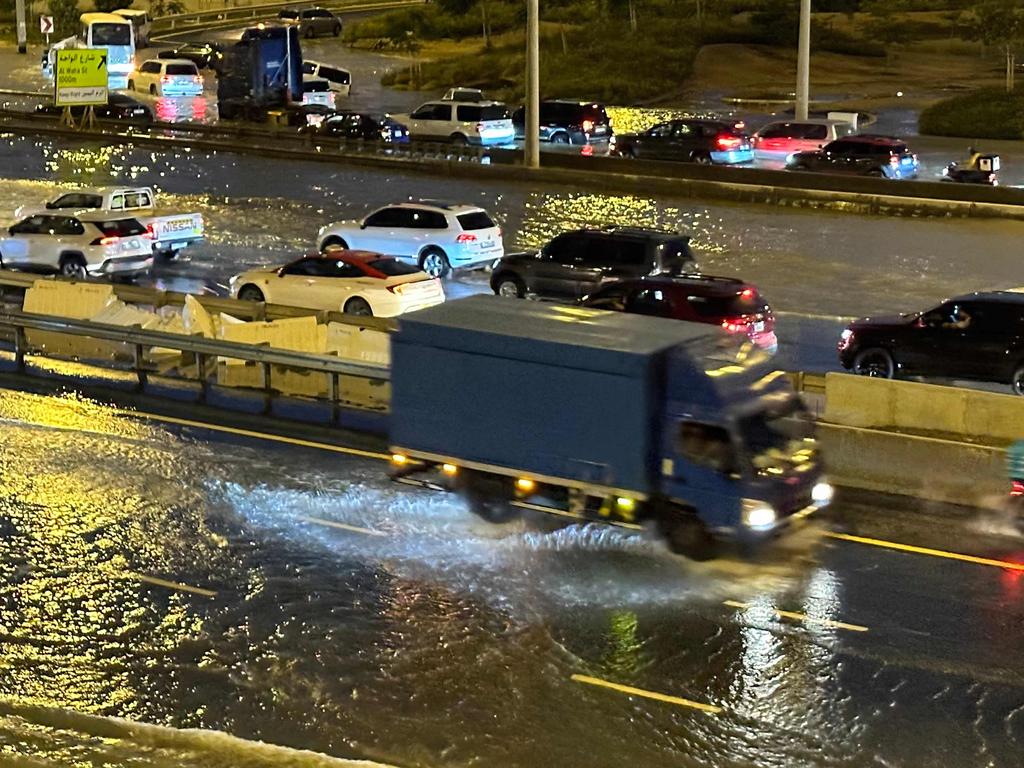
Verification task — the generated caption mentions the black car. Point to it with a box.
[610,118,753,165]
[787,135,919,179]
[490,227,697,300]
[35,93,154,123]
[307,111,410,143]
[838,292,1024,392]
[158,42,224,70]
[512,100,612,145]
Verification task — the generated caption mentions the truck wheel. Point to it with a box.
[419,247,450,278]
[238,285,265,302]
[320,236,348,252]
[461,471,520,523]
[344,297,373,316]
[659,508,716,561]
[127,79,135,91]
[58,254,87,280]
[449,133,468,146]
[1012,364,1024,396]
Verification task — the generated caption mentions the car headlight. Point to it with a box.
[838,329,854,350]
[742,499,777,529]
[812,481,834,507]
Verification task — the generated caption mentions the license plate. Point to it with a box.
[164,219,192,232]
[754,321,765,332]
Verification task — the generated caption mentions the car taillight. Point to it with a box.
[716,134,742,150]
[721,317,750,334]
[582,119,594,133]
[476,122,485,132]
[456,233,477,243]
[386,284,407,295]
[1011,480,1024,496]
[161,75,171,83]
[889,154,899,167]
[144,224,155,239]
[92,235,119,246]
[193,75,202,84]
[740,288,755,299]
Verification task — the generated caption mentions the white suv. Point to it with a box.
[397,100,515,146]
[0,212,154,279]
[317,201,503,278]
[129,59,203,97]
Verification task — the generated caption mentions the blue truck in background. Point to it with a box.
[217,24,305,122]
[389,296,832,559]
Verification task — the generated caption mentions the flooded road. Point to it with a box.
[0,387,1022,767]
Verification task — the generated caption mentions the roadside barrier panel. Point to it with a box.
[23,280,122,359]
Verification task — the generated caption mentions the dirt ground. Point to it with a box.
[688,43,1009,112]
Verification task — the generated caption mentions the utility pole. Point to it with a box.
[15,0,27,54]
[795,0,810,120]
[525,0,540,169]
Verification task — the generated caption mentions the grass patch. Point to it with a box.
[919,88,1024,140]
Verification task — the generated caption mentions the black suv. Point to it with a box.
[490,227,697,300]
[787,135,919,179]
[512,100,612,145]
[838,292,1024,392]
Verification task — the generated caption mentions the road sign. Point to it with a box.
[39,15,53,35]
[54,49,108,107]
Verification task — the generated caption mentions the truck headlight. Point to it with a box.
[742,499,776,529]
[812,481,834,507]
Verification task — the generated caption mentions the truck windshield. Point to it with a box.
[737,396,815,472]
[92,23,131,46]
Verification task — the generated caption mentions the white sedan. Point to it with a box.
[230,251,445,317]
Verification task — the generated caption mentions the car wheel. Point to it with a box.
[127,79,135,91]
[551,132,570,145]
[494,275,525,298]
[419,247,451,278]
[344,297,373,316]
[1012,365,1024,396]
[305,27,315,39]
[333,23,341,36]
[238,285,265,302]
[449,133,469,146]
[659,507,716,561]
[625,147,638,159]
[58,254,88,280]
[867,168,885,178]
[320,236,348,252]
[693,152,712,165]
[150,84,157,96]
[852,348,895,378]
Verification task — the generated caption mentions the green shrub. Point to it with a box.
[918,88,1024,139]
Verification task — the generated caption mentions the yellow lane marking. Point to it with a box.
[119,410,391,461]
[511,501,646,531]
[826,531,1024,573]
[723,599,869,633]
[571,674,721,714]
[299,515,387,537]
[127,573,217,598]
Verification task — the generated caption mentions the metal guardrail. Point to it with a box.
[151,0,424,36]
[0,308,389,411]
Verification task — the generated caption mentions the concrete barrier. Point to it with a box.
[824,372,1024,443]
[820,423,1005,508]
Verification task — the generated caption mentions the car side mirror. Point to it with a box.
[45,202,55,209]
[7,227,14,236]
[359,222,366,230]
[276,268,287,277]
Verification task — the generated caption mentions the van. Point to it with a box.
[302,60,351,96]
[113,8,150,47]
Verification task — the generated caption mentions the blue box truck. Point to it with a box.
[389,296,832,559]
[217,25,305,122]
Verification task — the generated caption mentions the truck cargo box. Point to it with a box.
[390,296,730,495]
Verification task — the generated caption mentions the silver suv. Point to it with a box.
[397,100,515,146]
[317,201,504,278]
[278,7,342,38]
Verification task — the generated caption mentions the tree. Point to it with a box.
[48,0,79,37]
[962,0,1024,92]
[94,0,129,11]
[862,1,911,66]
[150,0,187,16]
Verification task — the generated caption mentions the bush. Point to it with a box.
[918,88,1024,139]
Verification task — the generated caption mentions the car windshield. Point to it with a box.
[688,289,766,318]
[91,219,146,237]
[457,211,495,230]
[468,105,510,121]
[166,64,197,76]
[737,396,815,473]
[368,259,421,276]
[91,23,131,46]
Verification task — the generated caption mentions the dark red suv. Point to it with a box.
[580,275,777,352]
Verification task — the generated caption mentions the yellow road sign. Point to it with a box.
[55,49,109,106]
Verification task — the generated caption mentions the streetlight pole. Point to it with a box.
[15,0,27,54]
[525,0,540,169]
[795,0,810,120]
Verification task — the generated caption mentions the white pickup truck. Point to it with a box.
[16,187,204,259]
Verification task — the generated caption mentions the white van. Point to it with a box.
[113,8,150,47]
[302,60,351,96]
